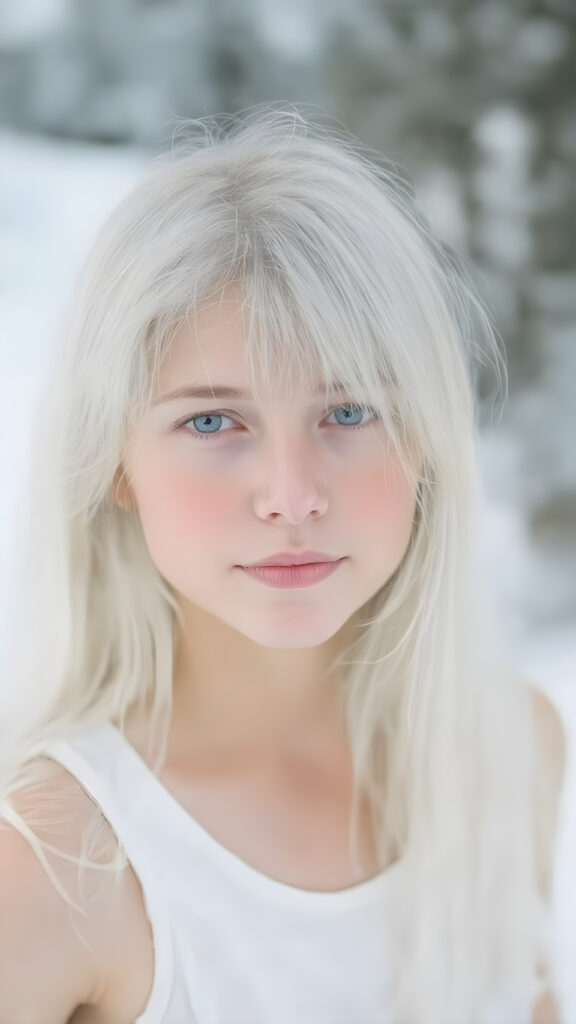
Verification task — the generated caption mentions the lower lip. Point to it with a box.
[239,559,345,588]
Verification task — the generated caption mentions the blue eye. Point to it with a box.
[328,405,373,428]
[175,404,378,441]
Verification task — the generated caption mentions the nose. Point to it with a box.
[252,435,329,525]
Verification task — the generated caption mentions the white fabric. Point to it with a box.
[41,722,538,1024]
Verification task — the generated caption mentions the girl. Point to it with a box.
[0,107,566,1024]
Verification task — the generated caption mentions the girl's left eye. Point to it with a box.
[174,404,379,441]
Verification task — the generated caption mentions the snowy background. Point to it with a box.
[0,0,574,1019]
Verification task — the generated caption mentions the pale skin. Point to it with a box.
[0,290,567,1022]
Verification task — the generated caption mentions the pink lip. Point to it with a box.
[239,559,345,589]
[242,550,341,568]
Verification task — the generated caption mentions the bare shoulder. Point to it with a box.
[521,695,567,1024]
[0,757,154,1023]
[519,680,567,909]
[528,683,567,792]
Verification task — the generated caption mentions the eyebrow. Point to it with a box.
[152,382,351,404]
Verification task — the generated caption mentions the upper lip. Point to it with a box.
[243,550,342,567]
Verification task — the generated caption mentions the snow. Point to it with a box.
[0,0,66,44]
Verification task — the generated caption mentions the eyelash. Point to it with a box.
[173,404,379,442]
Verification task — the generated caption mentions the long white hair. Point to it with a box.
[0,106,547,1022]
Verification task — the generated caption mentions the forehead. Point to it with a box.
[156,291,333,405]
[161,295,248,377]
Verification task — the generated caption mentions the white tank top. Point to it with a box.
[41,721,541,1024]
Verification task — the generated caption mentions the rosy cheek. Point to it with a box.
[159,473,234,534]
[346,462,416,524]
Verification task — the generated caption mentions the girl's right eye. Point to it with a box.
[176,411,237,440]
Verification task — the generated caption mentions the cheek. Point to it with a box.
[132,456,234,551]
[167,475,233,533]
[345,460,417,535]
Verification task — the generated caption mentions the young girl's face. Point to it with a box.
[118,290,420,651]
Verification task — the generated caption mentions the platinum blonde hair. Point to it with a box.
[0,106,548,1022]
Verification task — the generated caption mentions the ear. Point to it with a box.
[111,467,134,511]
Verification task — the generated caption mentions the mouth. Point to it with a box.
[238,558,346,589]
[242,551,343,568]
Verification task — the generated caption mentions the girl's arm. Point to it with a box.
[0,822,101,1022]
[529,685,567,1024]
[0,763,154,1023]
